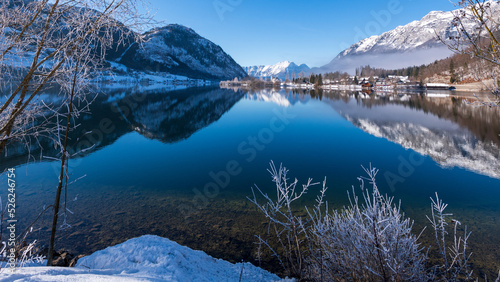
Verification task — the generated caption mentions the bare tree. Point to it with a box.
[0,0,151,154]
[441,0,500,106]
[0,0,153,266]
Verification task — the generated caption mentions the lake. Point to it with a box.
[1,86,499,277]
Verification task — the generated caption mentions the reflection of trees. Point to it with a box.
[408,96,500,145]
[323,91,500,147]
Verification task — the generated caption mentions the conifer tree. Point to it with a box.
[450,60,457,83]
[317,74,323,86]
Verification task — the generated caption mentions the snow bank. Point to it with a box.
[1,235,287,282]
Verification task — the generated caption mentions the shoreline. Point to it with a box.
[1,235,287,281]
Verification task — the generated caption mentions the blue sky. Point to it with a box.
[145,0,457,67]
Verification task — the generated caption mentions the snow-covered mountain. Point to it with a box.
[316,1,500,74]
[0,2,244,81]
[244,61,311,80]
[117,24,247,80]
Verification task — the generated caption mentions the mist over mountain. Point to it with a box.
[314,1,500,74]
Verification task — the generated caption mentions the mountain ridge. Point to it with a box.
[0,2,246,81]
[116,24,247,81]
[314,1,500,74]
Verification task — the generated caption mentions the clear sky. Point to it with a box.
[144,0,457,68]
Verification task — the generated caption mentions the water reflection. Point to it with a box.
[232,88,500,180]
[244,89,311,107]
[0,86,246,169]
[1,86,499,277]
[319,90,500,179]
[6,86,498,181]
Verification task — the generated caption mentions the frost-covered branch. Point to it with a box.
[0,0,155,155]
[426,193,474,280]
[249,162,493,280]
[248,161,319,279]
[440,0,500,106]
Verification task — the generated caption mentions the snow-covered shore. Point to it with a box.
[92,61,216,88]
[0,235,288,282]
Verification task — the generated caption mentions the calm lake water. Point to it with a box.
[1,86,499,277]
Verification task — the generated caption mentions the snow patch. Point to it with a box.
[1,235,288,282]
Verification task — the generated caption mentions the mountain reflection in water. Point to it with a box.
[1,86,499,277]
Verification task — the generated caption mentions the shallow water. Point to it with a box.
[1,86,499,277]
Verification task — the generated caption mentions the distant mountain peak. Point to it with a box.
[244,61,311,80]
[277,60,292,66]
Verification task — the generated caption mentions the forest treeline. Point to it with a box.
[354,48,499,84]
